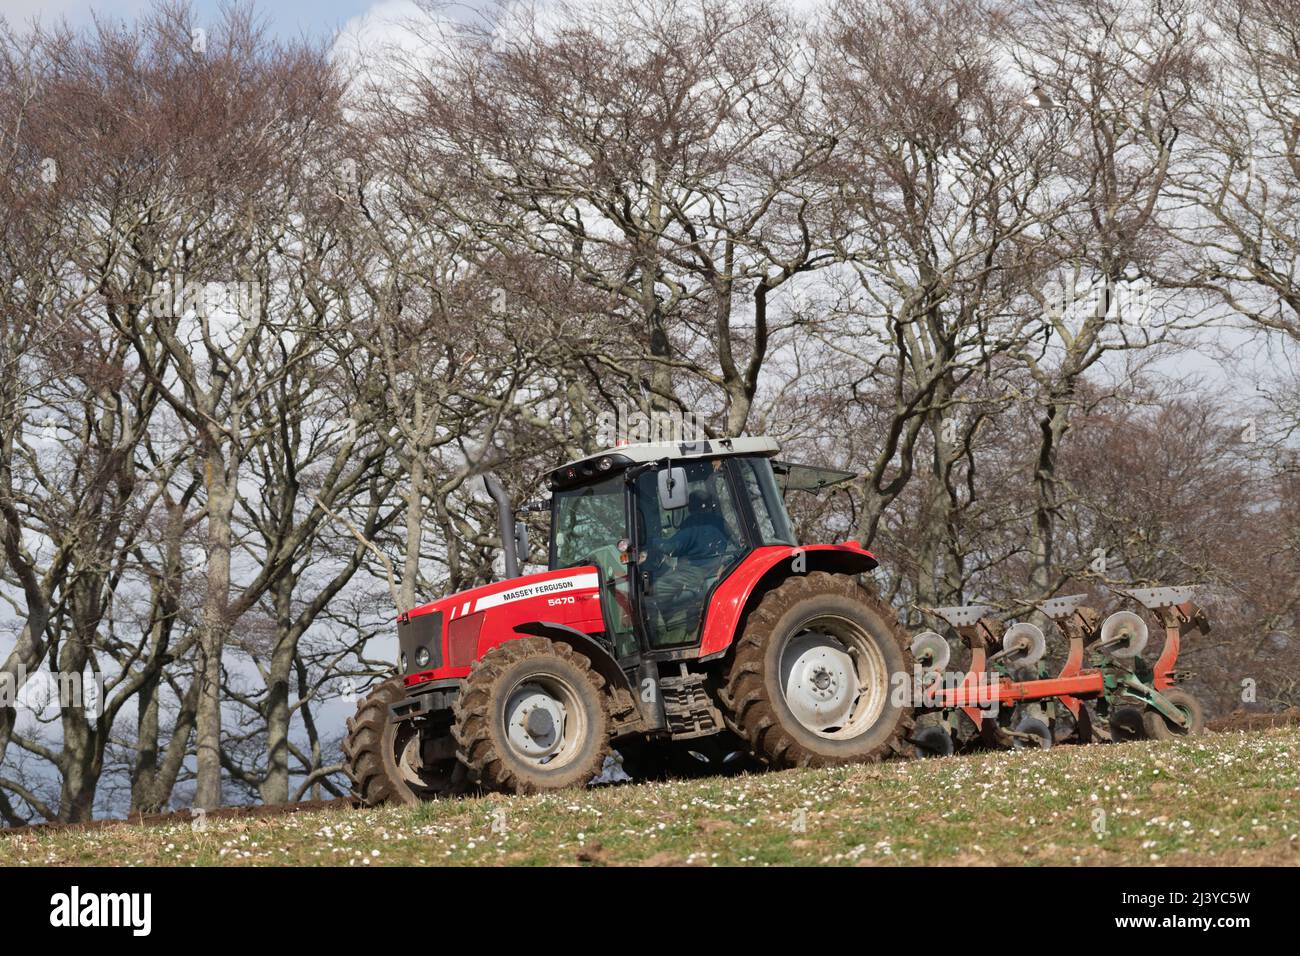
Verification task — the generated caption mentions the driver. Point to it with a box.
[663,490,731,566]
[646,490,735,643]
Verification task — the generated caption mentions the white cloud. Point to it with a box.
[331,0,460,94]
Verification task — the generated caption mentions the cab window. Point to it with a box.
[635,459,748,647]
[551,475,636,658]
[552,475,625,574]
[735,456,797,546]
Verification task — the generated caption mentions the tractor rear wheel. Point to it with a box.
[343,677,466,806]
[452,637,611,794]
[721,571,914,769]
[1143,688,1205,740]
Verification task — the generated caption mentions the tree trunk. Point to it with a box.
[400,455,426,612]
[131,675,161,814]
[1029,399,1070,598]
[58,721,100,823]
[0,511,61,775]
[131,493,187,813]
[134,678,200,814]
[195,441,237,809]
[261,576,296,805]
[0,625,46,770]
[54,587,106,823]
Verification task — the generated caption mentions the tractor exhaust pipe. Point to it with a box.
[484,474,520,580]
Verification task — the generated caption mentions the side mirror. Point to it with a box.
[657,466,688,510]
[514,523,529,565]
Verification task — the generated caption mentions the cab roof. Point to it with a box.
[549,436,780,490]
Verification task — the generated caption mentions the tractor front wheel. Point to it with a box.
[452,638,611,794]
[343,677,466,806]
[721,571,914,769]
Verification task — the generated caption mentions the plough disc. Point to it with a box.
[910,630,951,672]
[913,725,955,758]
[1099,610,1148,658]
[1011,716,1052,750]
[1108,705,1147,742]
[1001,622,1046,665]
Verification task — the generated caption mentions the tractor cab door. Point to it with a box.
[632,458,752,649]
[550,474,638,661]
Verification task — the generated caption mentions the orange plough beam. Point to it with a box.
[936,670,1105,710]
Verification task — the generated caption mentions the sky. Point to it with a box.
[0,0,458,43]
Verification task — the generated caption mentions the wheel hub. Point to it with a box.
[505,684,568,760]
[782,633,858,732]
[526,707,555,738]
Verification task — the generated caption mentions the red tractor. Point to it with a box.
[343,437,915,803]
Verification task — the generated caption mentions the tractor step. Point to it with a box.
[660,666,724,740]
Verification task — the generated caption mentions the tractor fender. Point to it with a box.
[512,621,635,697]
[697,543,880,658]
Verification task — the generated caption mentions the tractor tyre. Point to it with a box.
[452,637,610,795]
[343,677,467,807]
[1143,688,1206,740]
[1108,705,1147,742]
[1012,716,1052,750]
[913,725,955,758]
[720,571,914,769]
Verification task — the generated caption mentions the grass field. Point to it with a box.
[3,727,1298,866]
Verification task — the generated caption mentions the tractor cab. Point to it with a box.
[547,437,801,659]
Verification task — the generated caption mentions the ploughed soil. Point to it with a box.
[1207,706,1300,734]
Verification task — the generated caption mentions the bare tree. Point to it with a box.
[382,0,846,437]
[1004,0,1209,601]
[810,0,1066,608]
[1176,0,1300,341]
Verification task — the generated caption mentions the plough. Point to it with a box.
[908,586,1210,757]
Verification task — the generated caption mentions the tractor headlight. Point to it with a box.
[415,647,431,668]
[400,652,408,672]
